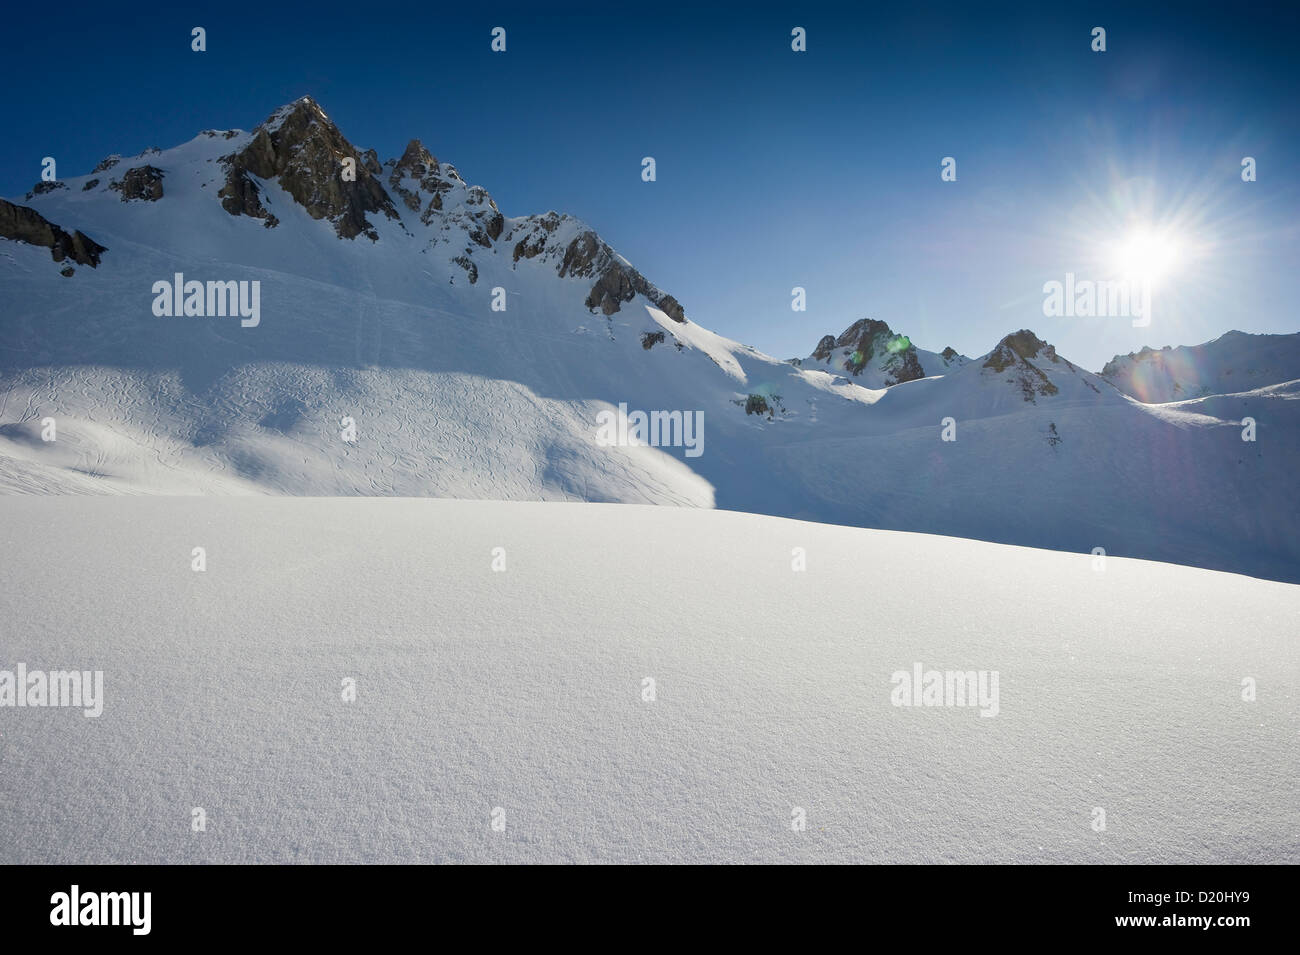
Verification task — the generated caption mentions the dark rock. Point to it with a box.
[26,181,67,200]
[559,229,686,322]
[82,179,99,191]
[983,330,1055,371]
[823,318,926,384]
[387,142,507,255]
[641,331,666,350]
[218,96,399,240]
[511,212,565,262]
[982,330,1061,401]
[0,198,107,267]
[110,165,165,202]
[451,255,478,284]
[217,167,279,228]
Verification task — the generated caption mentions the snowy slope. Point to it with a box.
[0,498,1295,864]
[1,97,1298,584]
[1100,330,1300,403]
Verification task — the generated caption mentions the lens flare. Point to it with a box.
[1110,228,1181,283]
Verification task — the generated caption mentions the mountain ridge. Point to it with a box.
[4,94,1290,391]
[2,96,1297,584]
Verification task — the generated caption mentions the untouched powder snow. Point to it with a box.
[0,498,1294,864]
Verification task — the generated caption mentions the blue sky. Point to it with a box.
[3,1,1297,369]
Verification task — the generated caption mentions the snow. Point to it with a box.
[0,498,1294,864]
[1101,330,1300,403]
[3,101,1298,586]
[646,306,747,382]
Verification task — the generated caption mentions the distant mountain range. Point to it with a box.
[2,96,1297,582]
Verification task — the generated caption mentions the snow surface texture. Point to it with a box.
[2,99,1299,586]
[0,498,1295,864]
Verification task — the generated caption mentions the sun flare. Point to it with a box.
[1110,228,1182,283]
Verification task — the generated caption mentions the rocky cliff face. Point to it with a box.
[810,318,927,384]
[110,165,165,202]
[218,96,400,240]
[981,330,1104,402]
[0,198,107,269]
[503,213,686,322]
[387,138,507,267]
[202,97,690,322]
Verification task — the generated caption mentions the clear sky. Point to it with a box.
[3,1,1297,370]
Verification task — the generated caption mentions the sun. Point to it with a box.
[1110,228,1182,283]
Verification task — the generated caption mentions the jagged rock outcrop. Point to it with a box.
[387,139,506,259]
[982,330,1070,401]
[0,198,107,268]
[451,255,478,284]
[25,181,67,200]
[110,165,165,202]
[389,142,452,216]
[983,330,1060,372]
[502,213,686,322]
[13,94,693,322]
[813,318,926,384]
[217,167,279,228]
[509,212,566,262]
[218,96,399,240]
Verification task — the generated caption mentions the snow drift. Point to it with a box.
[0,498,1294,864]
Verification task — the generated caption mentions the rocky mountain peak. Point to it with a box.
[263,95,330,132]
[392,140,442,179]
[217,96,399,239]
[810,317,924,384]
[980,330,1083,402]
[984,330,1056,369]
[386,138,479,227]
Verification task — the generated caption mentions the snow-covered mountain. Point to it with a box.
[1099,330,1300,403]
[798,317,967,388]
[2,96,1297,583]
